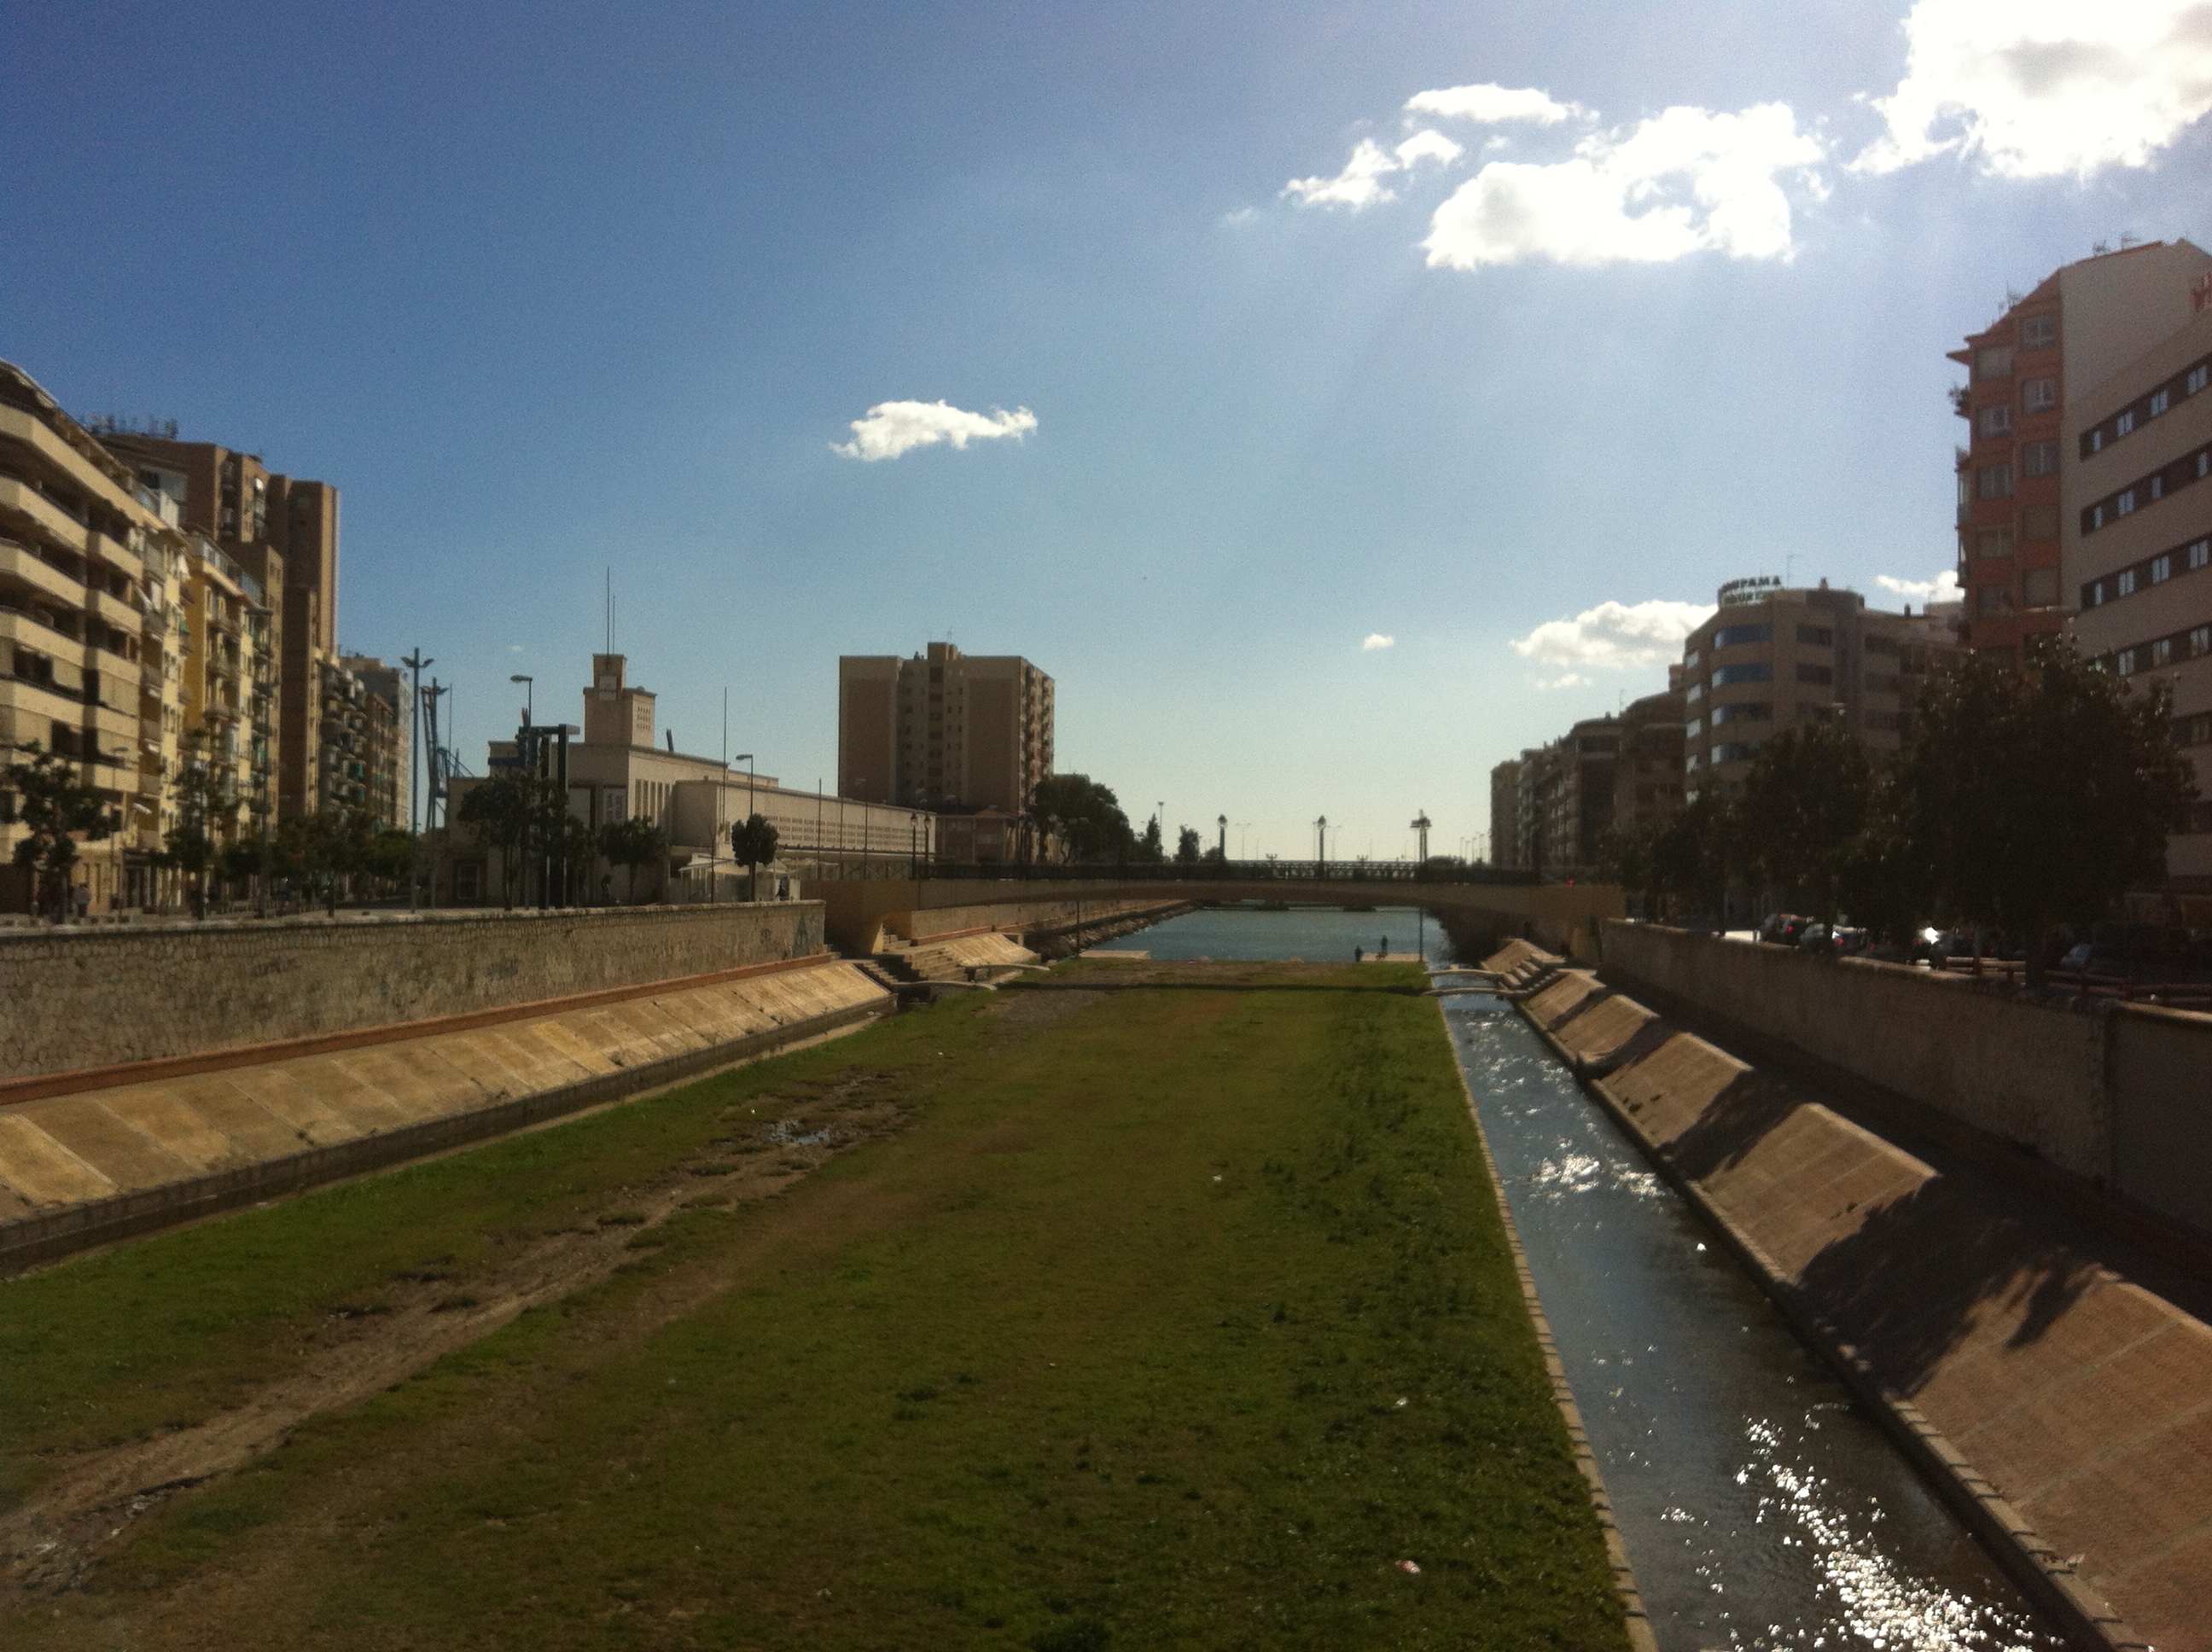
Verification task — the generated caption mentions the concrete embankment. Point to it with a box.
[0,956,891,1275]
[0,903,825,1081]
[1492,941,2210,1652]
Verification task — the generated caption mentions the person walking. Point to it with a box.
[1354,945,1364,963]
[1380,934,1388,958]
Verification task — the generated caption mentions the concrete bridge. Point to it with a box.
[807,863,1623,957]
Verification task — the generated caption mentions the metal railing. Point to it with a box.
[797,858,1542,887]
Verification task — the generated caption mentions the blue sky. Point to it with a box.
[6,2,2209,859]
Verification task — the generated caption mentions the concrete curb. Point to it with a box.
[1438,1003,1660,1652]
[0,997,888,1277]
[1511,981,2147,1652]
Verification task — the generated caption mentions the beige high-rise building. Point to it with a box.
[98,430,337,821]
[1487,758,1520,868]
[2065,286,2212,879]
[838,642,1053,820]
[1679,578,1960,800]
[339,654,412,832]
[0,361,185,910]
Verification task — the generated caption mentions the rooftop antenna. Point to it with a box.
[1784,553,1799,586]
[604,567,614,654]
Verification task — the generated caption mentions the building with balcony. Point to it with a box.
[97,429,337,822]
[0,361,183,911]
[1487,757,1520,869]
[1493,719,1620,878]
[339,654,413,832]
[177,534,277,848]
[1949,241,2212,660]
[1679,578,1959,800]
[1613,685,1687,835]
[838,643,1053,846]
[315,657,404,828]
[2066,280,2212,881]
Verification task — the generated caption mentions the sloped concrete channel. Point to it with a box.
[1442,984,2063,1650]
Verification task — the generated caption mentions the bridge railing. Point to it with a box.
[799,859,1542,887]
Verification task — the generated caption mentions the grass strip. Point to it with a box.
[8,962,1628,1650]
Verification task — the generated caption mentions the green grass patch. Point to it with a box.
[7,963,1627,1650]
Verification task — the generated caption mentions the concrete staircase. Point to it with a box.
[872,933,1042,989]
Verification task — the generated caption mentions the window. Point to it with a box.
[2023,377,2057,414]
[2117,410,2136,436]
[2021,503,2059,540]
[2152,554,2173,584]
[2192,540,2210,572]
[1864,634,1899,655]
[1796,663,1833,684]
[2023,567,2058,607]
[1685,682,1703,702]
[2192,625,2211,658]
[1685,718,1702,738]
[2022,440,2058,477]
[1977,346,2013,380]
[1976,526,2014,559]
[1712,701,1772,724]
[1684,649,1700,668]
[1711,662,1772,687]
[2151,637,2174,668]
[1713,623,1773,649]
[2116,489,2136,517]
[1979,404,2013,438]
[2192,365,2209,395]
[2089,428,2104,454]
[1977,585,2011,617]
[2020,314,2057,349]
[1796,624,1833,645]
[2151,389,2170,416]
[2118,648,2138,676]
[1977,464,2013,499]
[2118,568,2138,596]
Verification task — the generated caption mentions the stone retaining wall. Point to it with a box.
[0,957,888,1274]
[1598,922,2212,1236]
[0,904,825,1081]
[1501,948,2207,1650]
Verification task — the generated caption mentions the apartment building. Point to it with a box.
[2067,287,2212,879]
[0,361,183,911]
[316,658,405,828]
[1680,578,1959,800]
[1613,686,1687,834]
[178,534,278,844]
[339,654,413,831]
[98,430,339,820]
[1487,758,1521,868]
[1950,240,2212,659]
[838,643,1054,828]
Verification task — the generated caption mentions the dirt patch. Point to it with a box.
[0,1071,905,1599]
[989,987,1108,1029]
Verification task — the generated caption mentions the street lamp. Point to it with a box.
[908,811,919,877]
[1410,811,1431,866]
[1217,813,1227,862]
[1314,815,1328,870]
[509,673,533,726]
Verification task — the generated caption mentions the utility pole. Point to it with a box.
[401,649,432,911]
[1411,811,1431,866]
[1217,813,1226,861]
[1314,815,1328,870]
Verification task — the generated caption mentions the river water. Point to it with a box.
[1095,902,1441,963]
[1122,907,2063,1650]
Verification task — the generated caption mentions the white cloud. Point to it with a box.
[833,400,1038,462]
[1362,632,1397,650]
[1509,598,1717,672]
[1284,130,1464,210]
[1423,102,1825,268]
[1854,0,2212,178]
[1406,83,1582,125]
[1875,570,1965,604]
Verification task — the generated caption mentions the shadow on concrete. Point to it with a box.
[1791,1178,2104,1393]
[1660,1073,1802,1181]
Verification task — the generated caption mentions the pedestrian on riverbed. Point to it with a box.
[1354,945,1364,963]
[1380,934,1388,958]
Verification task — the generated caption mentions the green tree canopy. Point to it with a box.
[730,812,780,897]
[1027,774,1136,862]
[457,771,569,908]
[1173,824,1202,864]
[4,742,114,915]
[598,813,667,904]
[1895,639,2196,981]
[1738,722,1874,930]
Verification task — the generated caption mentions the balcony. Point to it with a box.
[0,538,86,613]
[0,474,89,554]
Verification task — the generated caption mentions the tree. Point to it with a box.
[457,771,567,909]
[730,812,780,899]
[162,747,241,916]
[599,814,667,905]
[1603,794,1734,925]
[1738,723,1873,936]
[1026,774,1136,863]
[4,742,114,919]
[1173,824,1202,864]
[1894,639,2196,987]
[1138,816,1163,864]
[366,827,422,887]
[1835,771,1930,951]
[276,808,375,915]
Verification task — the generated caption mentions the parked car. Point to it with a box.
[1761,913,1810,947]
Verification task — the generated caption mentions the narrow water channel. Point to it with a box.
[1439,992,2062,1651]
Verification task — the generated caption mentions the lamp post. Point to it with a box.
[1216,813,1226,862]
[734,752,754,900]
[908,811,919,877]
[509,673,533,725]
[1314,815,1328,870]
[1410,811,1431,867]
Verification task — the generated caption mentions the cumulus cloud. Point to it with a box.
[833,399,1038,462]
[1405,83,1582,125]
[1854,0,2212,177]
[1509,598,1717,673]
[1423,102,1825,268]
[1875,570,1965,604]
[1362,632,1397,650]
[1284,130,1465,210]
